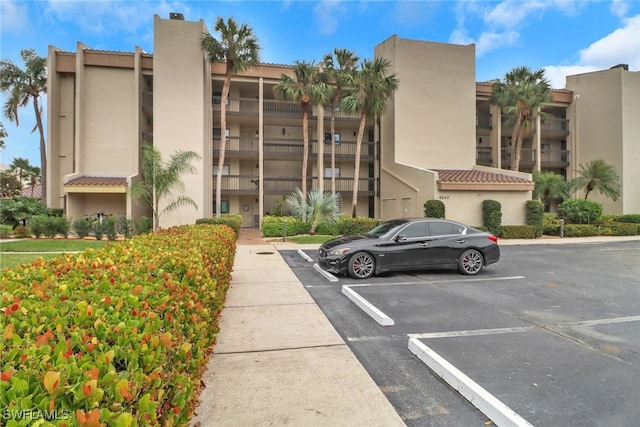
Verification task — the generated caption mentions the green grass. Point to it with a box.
[0,239,113,270]
[0,239,111,252]
[286,235,335,244]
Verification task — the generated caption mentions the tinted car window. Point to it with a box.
[367,220,407,238]
[428,221,460,236]
[400,222,428,238]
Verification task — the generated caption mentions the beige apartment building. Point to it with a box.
[46,14,639,230]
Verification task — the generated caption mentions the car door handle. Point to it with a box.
[420,242,429,247]
[457,239,465,243]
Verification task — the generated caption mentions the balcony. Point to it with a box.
[501,148,570,169]
[212,96,360,120]
[476,112,492,129]
[476,147,492,166]
[214,137,376,161]
[142,91,153,115]
[501,115,569,136]
[213,175,376,196]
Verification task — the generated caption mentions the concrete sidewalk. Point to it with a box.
[190,229,406,427]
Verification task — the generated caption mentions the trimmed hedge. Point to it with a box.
[500,225,537,239]
[423,200,445,218]
[261,215,380,238]
[559,198,602,224]
[196,214,242,239]
[525,200,544,238]
[336,216,379,235]
[482,199,502,236]
[0,224,236,426]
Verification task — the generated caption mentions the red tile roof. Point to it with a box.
[433,169,531,184]
[65,176,128,186]
[20,183,42,199]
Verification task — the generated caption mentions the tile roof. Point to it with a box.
[21,184,42,199]
[65,176,128,186]
[433,169,531,184]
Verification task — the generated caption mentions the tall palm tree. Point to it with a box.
[9,157,32,183]
[571,158,621,201]
[274,61,334,217]
[533,171,570,211]
[201,17,261,218]
[0,122,7,150]
[342,57,399,218]
[130,143,201,232]
[322,48,360,195]
[286,189,341,235]
[0,49,48,203]
[490,66,551,172]
[24,165,41,198]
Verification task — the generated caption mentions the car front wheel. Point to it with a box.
[458,249,484,275]
[348,252,376,279]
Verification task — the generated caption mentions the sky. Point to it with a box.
[1,0,639,169]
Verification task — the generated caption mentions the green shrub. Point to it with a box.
[53,216,71,238]
[118,216,135,239]
[0,224,12,238]
[0,196,50,226]
[261,215,310,237]
[482,200,502,236]
[316,222,340,235]
[0,224,236,426]
[27,215,46,238]
[424,200,445,218]
[337,216,379,235]
[134,216,152,235]
[613,214,640,224]
[559,198,603,224]
[525,200,544,237]
[542,212,561,235]
[500,225,537,239]
[196,214,242,239]
[103,217,118,241]
[92,220,105,241]
[73,217,93,238]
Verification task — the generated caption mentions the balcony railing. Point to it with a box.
[212,96,360,120]
[212,175,376,196]
[214,137,376,160]
[501,115,569,135]
[501,148,570,168]
[476,147,492,165]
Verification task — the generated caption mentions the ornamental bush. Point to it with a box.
[423,200,445,218]
[336,216,379,235]
[482,200,502,236]
[196,214,242,239]
[559,198,603,224]
[525,200,544,238]
[0,224,236,426]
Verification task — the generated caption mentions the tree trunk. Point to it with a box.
[216,75,232,218]
[351,113,367,218]
[33,97,47,204]
[330,98,338,195]
[510,113,523,171]
[301,104,309,222]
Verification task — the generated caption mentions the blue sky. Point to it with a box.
[1,0,639,169]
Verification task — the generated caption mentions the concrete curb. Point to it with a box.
[313,263,339,282]
[342,285,395,326]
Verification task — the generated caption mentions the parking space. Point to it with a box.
[279,241,640,426]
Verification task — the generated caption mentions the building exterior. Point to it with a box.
[46,14,639,230]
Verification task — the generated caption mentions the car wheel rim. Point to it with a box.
[353,254,374,278]
[462,251,482,274]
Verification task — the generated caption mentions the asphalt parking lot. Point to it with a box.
[279,241,640,427]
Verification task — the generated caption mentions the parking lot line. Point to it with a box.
[342,285,395,326]
[409,338,534,427]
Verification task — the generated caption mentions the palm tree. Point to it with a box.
[490,66,552,172]
[533,171,570,211]
[342,57,399,217]
[130,143,201,232]
[0,122,7,150]
[274,61,334,216]
[24,165,41,198]
[286,189,341,235]
[322,49,360,195]
[571,158,621,201]
[9,157,32,183]
[201,17,261,218]
[0,49,48,203]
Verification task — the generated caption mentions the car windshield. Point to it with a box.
[366,220,407,239]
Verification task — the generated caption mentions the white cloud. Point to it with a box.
[610,0,631,18]
[475,30,519,57]
[313,0,348,36]
[0,0,29,33]
[543,65,599,89]
[578,14,640,70]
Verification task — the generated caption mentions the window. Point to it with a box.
[324,167,341,178]
[400,222,428,238]
[212,91,229,105]
[213,165,230,175]
[213,128,230,139]
[428,221,458,236]
[541,143,550,154]
[324,133,341,144]
[213,200,230,214]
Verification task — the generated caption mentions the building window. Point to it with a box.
[541,143,550,154]
[324,133,340,144]
[212,91,229,105]
[213,128,230,139]
[213,200,230,214]
[213,165,230,175]
[324,167,340,178]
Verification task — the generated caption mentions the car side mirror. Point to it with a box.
[395,235,407,242]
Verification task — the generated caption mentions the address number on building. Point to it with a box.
[439,195,450,200]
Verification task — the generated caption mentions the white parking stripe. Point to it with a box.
[297,249,314,262]
[342,285,394,326]
[409,338,534,427]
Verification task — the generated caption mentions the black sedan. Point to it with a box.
[318,218,500,279]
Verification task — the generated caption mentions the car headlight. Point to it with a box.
[329,248,350,256]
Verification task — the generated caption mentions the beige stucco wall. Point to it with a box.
[153,15,211,228]
[566,67,640,214]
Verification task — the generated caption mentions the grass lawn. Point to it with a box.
[0,239,113,270]
[286,235,335,244]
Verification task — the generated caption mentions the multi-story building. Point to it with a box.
[46,14,639,230]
